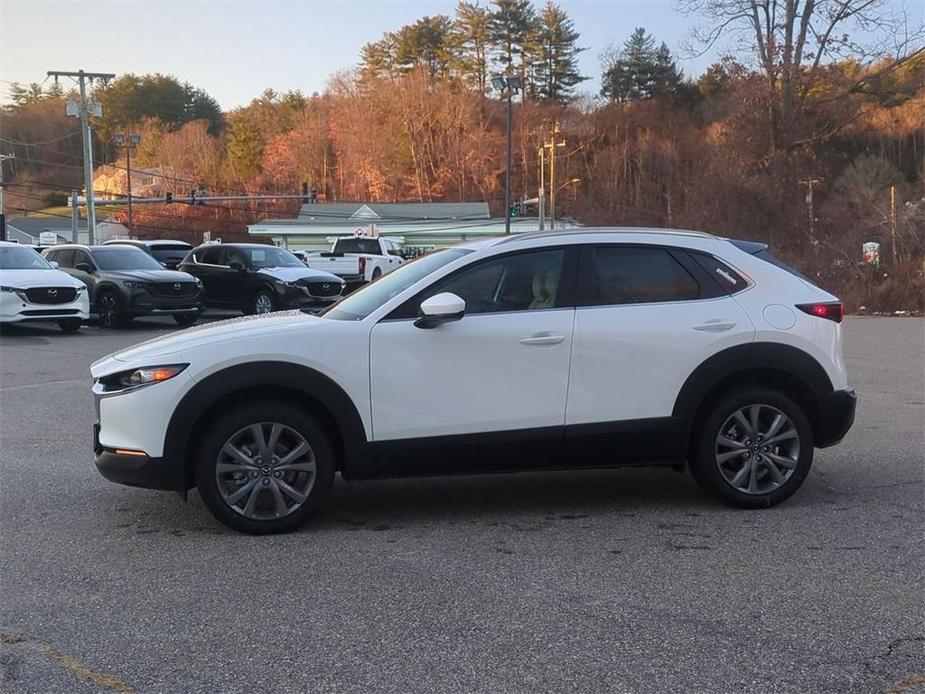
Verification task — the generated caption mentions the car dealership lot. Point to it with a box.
[0,316,922,693]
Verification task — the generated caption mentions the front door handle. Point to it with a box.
[520,332,565,346]
[693,319,737,332]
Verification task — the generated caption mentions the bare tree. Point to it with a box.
[679,0,924,151]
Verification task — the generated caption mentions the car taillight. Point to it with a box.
[796,302,844,323]
[358,256,366,276]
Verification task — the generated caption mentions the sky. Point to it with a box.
[1,0,921,110]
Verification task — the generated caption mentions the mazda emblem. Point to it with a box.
[322,283,330,291]
[174,283,181,291]
[47,288,57,297]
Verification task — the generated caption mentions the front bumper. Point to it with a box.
[816,388,857,448]
[0,291,89,323]
[94,423,183,490]
[280,286,342,308]
[127,290,204,317]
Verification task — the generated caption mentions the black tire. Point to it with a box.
[194,400,335,534]
[58,318,82,333]
[173,311,200,327]
[250,288,276,315]
[97,290,128,328]
[689,387,814,509]
[371,267,382,281]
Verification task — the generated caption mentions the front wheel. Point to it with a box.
[689,388,814,508]
[194,401,335,534]
[58,318,82,333]
[173,311,200,327]
[97,291,128,328]
[251,289,275,315]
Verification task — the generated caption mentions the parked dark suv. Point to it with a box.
[179,243,344,315]
[44,244,204,328]
[102,239,193,270]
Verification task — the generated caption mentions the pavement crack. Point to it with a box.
[0,631,134,693]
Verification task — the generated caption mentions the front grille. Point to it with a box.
[24,287,77,304]
[304,280,342,298]
[149,282,198,298]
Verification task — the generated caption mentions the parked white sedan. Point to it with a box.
[0,241,89,332]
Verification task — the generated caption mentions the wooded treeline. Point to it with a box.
[2,0,922,309]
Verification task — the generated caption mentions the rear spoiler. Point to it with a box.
[728,239,768,254]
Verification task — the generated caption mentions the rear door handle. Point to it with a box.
[693,319,737,332]
[520,333,565,346]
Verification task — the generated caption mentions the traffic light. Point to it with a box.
[165,192,173,204]
[510,201,521,217]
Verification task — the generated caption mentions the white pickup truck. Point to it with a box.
[308,236,405,284]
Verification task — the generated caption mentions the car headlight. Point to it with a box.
[0,286,26,299]
[75,285,87,293]
[98,364,188,392]
[123,281,149,289]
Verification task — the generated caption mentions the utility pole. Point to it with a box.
[889,185,898,264]
[71,189,80,242]
[113,133,141,235]
[801,179,820,256]
[0,153,14,242]
[544,125,565,230]
[48,70,115,244]
[537,146,546,231]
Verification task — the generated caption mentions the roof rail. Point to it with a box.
[495,226,716,245]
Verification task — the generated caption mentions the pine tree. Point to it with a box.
[452,1,492,96]
[533,1,587,103]
[489,0,539,91]
[601,28,683,102]
[394,15,454,78]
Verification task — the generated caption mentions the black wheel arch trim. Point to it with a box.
[164,361,369,490]
[672,342,836,444]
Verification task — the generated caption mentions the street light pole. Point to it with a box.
[492,74,521,235]
[537,146,545,231]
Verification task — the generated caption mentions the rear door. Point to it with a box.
[565,244,754,460]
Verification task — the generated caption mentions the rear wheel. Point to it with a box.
[97,291,127,328]
[194,401,335,534]
[689,387,813,508]
[371,267,382,281]
[58,318,82,333]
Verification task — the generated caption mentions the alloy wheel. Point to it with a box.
[714,404,800,495]
[254,294,273,314]
[215,422,317,520]
[98,294,119,328]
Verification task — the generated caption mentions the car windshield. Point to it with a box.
[0,246,53,270]
[322,248,471,321]
[93,248,165,271]
[245,247,304,269]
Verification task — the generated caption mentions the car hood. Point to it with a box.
[91,310,329,375]
[103,269,197,283]
[257,267,342,283]
[0,268,85,290]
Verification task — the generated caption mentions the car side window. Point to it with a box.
[689,252,748,294]
[422,249,566,315]
[200,247,221,265]
[73,250,94,269]
[53,249,75,268]
[587,246,700,306]
[221,248,248,268]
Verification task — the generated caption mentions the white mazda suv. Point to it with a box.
[0,241,89,332]
[90,229,856,533]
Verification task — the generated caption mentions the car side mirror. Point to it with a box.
[49,261,59,269]
[75,263,93,273]
[414,292,465,329]
[229,261,246,272]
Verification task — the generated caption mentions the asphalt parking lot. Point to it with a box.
[0,315,922,694]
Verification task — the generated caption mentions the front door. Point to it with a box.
[369,247,578,473]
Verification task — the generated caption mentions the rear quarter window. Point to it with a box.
[690,253,749,294]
